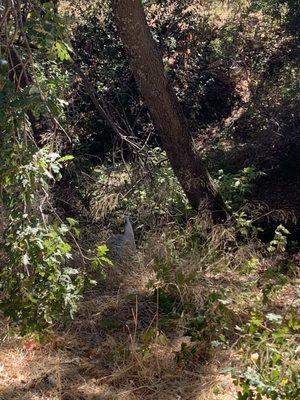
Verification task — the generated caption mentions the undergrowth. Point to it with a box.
[1,143,298,400]
[136,213,299,400]
[54,151,299,400]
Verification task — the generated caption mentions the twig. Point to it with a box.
[71,61,145,152]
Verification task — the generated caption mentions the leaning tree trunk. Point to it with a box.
[111,0,228,223]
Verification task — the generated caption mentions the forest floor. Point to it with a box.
[0,233,298,400]
[0,284,237,399]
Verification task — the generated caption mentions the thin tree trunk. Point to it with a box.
[7,47,42,142]
[111,0,228,223]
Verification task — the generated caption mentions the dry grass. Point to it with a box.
[0,324,238,400]
[0,233,241,400]
[1,223,298,400]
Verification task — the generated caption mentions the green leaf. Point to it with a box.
[58,154,74,163]
[53,42,71,61]
[66,217,77,227]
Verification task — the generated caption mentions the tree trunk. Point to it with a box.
[111,0,228,223]
[7,47,42,142]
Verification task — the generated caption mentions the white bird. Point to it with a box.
[107,216,136,258]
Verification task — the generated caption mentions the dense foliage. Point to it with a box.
[0,0,83,332]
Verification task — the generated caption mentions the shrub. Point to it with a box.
[232,310,300,400]
[0,146,84,334]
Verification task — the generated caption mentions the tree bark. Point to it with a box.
[111,0,228,223]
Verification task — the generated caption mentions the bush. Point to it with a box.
[232,310,300,400]
[0,146,84,334]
